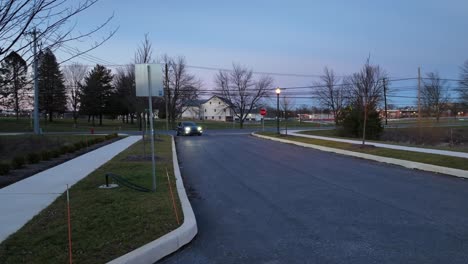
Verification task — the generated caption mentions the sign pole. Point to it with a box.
[147,65,157,191]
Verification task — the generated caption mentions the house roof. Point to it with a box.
[203,95,233,107]
[185,99,205,107]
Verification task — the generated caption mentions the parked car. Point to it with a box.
[176,121,203,136]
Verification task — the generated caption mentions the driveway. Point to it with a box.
[160,133,468,264]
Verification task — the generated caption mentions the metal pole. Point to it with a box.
[418,67,421,123]
[147,65,157,191]
[165,63,169,131]
[276,93,280,135]
[33,28,40,134]
[383,78,388,125]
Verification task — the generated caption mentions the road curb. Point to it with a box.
[108,136,198,264]
[252,133,468,179]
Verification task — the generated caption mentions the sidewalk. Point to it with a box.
[287,130,468,159]
[0,136,141,243]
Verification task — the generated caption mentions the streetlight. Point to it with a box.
[276,87,281,135]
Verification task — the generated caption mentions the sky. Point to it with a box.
[57,0,468,107]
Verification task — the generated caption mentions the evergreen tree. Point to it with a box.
[38,49,67,122]
[0,51,29,119]
[80,64,114,126]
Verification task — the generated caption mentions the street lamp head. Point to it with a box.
[275,87,281,94]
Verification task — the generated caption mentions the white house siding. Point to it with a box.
[181,106,201,119]
[201,96,233,122]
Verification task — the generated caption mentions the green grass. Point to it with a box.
[299,128,468,153]
[0,117,140,133]
[258,132,468,171]
[0,135,106,162]
[0,135,183,263]
[0,117,331,132]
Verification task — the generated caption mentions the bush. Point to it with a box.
[105,133,118,140]
[0,162,10,175]
[41,150,52,161]
[27,152,41,164]
[51,149,61,158]
[338,106,383,140]
[59,145,70,155]
[11,156,26,169]
[74,142,83,150]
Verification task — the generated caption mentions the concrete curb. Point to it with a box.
[252,133,468,179]
[108,136,198,264]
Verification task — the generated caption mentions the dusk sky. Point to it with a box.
[59,0,468,106]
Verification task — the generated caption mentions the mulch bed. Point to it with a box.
[0,137,122,189]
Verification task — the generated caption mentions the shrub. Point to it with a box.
[41,150,52,161]
[59,145,70,155]
[27,152,41,164]
[105,133,118,140]
[0,162,10,175]
[11,156,26,169]
[338,106,383,140]
[74,142,83,150]
[51,149,61,158]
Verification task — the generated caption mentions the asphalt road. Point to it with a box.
[160,132,468,264]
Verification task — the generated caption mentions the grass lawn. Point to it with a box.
[298,128,468,153]
[0,135,106,163]
[0,135,183,263]
[0,117,140,133]
[0,117,330,132]
[258,132,468,171]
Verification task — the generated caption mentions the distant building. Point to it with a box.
[201,95,235,121]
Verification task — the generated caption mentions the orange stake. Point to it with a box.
[166,168,180,225]
[66,185,73,264]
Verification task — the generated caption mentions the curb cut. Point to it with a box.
[108,136,198,264]
[252,133,468,179]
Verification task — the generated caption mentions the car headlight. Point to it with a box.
[197,126,202,131]
[184,127,191,133]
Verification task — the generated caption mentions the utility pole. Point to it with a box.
[418,67,421,124]
[383,78,388,125]
[165,63,169,131]
[32,28,40,134]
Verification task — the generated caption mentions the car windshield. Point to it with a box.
[183,122,196,126]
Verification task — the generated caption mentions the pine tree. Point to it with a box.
[0,51,29,120]
[80,64,114,126]
[38,49,67,122]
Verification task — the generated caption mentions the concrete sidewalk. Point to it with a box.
[0,136,141,243]
[287,130,468,159]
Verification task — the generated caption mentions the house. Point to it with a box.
[181,100,204,120]
[201,95,235,121]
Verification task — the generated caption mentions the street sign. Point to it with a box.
[260,108,267,116]
[135,64,164,97]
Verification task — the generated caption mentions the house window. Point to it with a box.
[218,102,220,104]
[214,109,216,112]
[205,116,207,120]
[218,116,221,120]
[212,116,214,119]
[209,102,211,105]
[204,109,206,112]
[224,109,226,112]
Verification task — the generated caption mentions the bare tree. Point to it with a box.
[165,56,201,127]
[215,64,273,128]
[347,59,387,144]
[134,33,156,130]
[315,67,346,125]
[459,60,468,108]
[63,63,87,126]
[0,0,116,64]
[135,33,153,64]
[422,72,449,122]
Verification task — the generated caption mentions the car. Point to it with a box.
[176,121,203,136]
